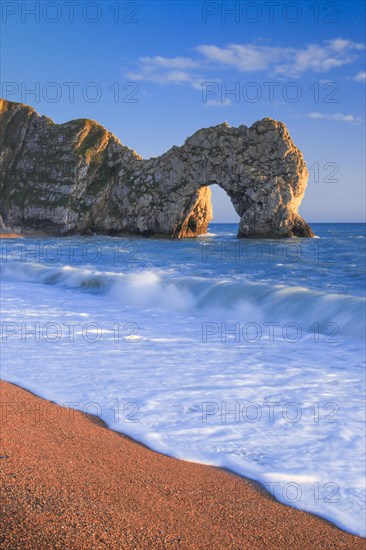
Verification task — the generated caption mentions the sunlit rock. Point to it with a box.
[0,99,313,238]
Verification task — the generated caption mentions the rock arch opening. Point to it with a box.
[176,183,243,238]
[209,184,241,225]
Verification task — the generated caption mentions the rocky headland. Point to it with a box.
[0,99,313,238]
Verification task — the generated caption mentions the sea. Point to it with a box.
[1,222,365,536]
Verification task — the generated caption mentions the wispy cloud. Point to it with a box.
[198,39,364,76]
[127,38,365,87]
[353,70,366,82]
[196,44,286,72]
[138,56,199,70]
[275,38,364,75]
[204,99,232,107]
[127,56,204,89]
[307,112,361,123]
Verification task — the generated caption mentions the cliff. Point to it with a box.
[0,99,313,238]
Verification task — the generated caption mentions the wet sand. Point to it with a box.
[0,380,363,549]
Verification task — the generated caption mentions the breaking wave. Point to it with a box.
[1,261,365,338]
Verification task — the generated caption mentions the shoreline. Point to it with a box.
[6,381,358,537]
[1,379,364,548]
[0,233,23,239]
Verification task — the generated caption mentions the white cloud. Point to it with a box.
[327,38,364,52]
[275,39,363,75]
[196,44,286,72]
[204,99,232,107]
[138,56,199,70]
[128,38,365,88]
[198,38,364,76]
[308,112,361,123]
[127,56,204,88]
[353,70,366,82]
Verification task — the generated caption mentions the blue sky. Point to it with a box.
[1,0,365,222]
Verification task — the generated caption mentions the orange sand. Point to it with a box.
[0,381,363,549]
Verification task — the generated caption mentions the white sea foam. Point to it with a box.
[1,224,365,536]
[1,261,364,338]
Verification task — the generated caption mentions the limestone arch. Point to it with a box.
[162,120,313,239]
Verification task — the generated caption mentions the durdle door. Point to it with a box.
[0,99,313,238]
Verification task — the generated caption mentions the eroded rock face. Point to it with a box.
[0,99,313,238]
